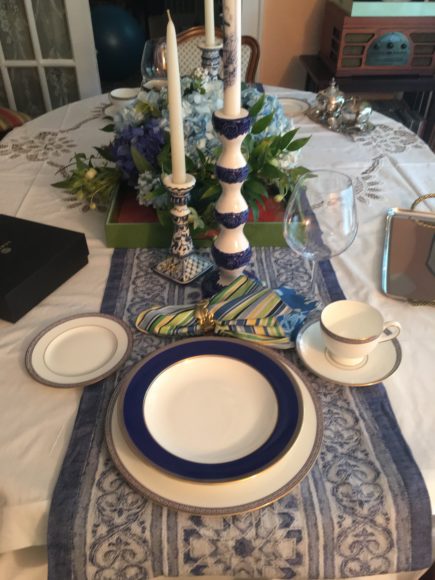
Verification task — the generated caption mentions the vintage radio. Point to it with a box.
[320,1,435,76]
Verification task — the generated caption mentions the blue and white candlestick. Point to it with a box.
[202,110,252,295]
[198,41,223,80]
[154,174,213,284]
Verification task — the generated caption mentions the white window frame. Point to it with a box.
[0,0,100,111]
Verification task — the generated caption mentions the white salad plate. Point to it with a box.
[118,338,302,483]
[26,313,132,388]
[106,357,322,515]
[279,97,310,118]
[144,355,279,464]
[296,319,402,387]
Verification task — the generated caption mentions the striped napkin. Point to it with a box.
[135,275,316,349]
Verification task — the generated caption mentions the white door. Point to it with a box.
[0,0,101,118]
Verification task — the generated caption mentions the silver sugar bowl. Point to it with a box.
[341,97,372,130]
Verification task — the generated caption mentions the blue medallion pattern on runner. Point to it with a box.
[47,247,432,579]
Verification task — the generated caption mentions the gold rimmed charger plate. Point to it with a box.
[105,360,323,515]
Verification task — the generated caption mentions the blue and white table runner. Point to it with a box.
[47,247,432,579]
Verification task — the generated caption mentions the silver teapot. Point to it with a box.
[315,78,346,117]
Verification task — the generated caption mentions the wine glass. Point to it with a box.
[283,169,358,300]
[140,37,167,89]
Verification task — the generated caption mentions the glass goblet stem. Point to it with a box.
[307,259,319,302]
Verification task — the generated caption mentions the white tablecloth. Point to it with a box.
[0,89,434,578]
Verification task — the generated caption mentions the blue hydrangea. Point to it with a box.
[241,86,292,139]
[112,78,295,200]
[115,80,292,167]
[110,118,165,184]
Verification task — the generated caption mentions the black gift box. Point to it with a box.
[0,215,89,323]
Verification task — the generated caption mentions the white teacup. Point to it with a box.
[109,87,139,112]
[320,300,401,368]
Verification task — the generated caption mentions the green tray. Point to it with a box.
[105,190,287,248]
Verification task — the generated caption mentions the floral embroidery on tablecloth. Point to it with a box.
[0,131,76,162]
[352,123,424,154]
[0,104,108,162]
[353,156,383,204]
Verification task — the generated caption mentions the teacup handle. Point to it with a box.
[379,321,401,342]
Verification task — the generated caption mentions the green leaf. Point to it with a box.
[250,202,259,222]
[185,154,196,173]
[200,182,221,200]
[251,112,274,135]
[196,147,206,165]
[131,145,152,173]
[188,206,205,230]
[94,146,115,162]
[241,133,254,157]
[249,94,265,118]
[278,129,298,150]
[260,163,286,180]
[75,153,88,171]
[101,124,115,132]
[287,137,311,151]
[243,177,267,196]
[52,179,73,189]
[157,143,171,173]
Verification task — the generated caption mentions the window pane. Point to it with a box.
[32,0,73,59]
[9,67,45,117]
[0,0,34,59]
[46,67,78,108]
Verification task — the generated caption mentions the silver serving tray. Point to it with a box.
[382,207,435,303]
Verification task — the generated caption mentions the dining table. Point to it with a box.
[0,85,434,580]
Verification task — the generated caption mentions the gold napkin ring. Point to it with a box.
[194,300,216,333]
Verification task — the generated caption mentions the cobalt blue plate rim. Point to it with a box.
[120,337,302,482]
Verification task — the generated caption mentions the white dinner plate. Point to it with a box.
[279,97,310,118]
[106,360,322,515]
[26,313,132,388]
[119,338,302,482]
[296,319,402,387]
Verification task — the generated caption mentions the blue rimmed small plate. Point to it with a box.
[119,337,302,482]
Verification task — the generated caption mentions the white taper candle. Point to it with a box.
[166,10,186,185]
[223,0,241,118]
[204,0,215,47]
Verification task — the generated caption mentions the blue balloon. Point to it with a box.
[91,4,146,82]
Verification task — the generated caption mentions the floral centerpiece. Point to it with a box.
[54,69,310,233]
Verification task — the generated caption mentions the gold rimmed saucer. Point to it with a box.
[296,319,402,387]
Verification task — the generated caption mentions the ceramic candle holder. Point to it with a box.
[198,41,223,80]
[202,109,252,296]
[153,174,213,284]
